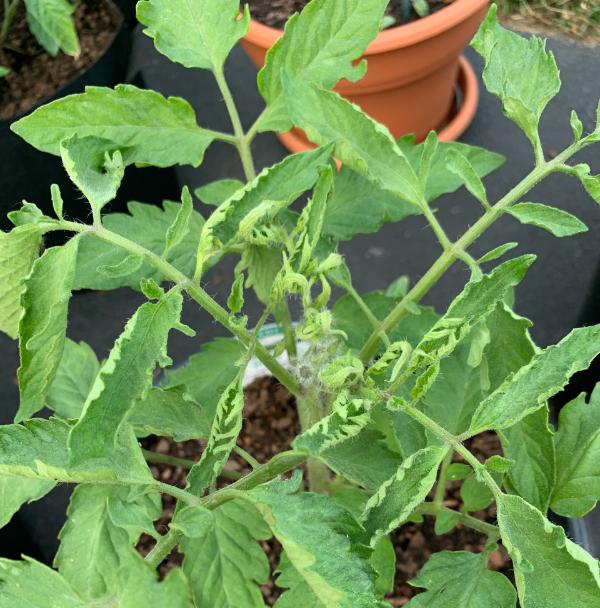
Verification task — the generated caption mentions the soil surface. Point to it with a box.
[139,376,514,605]
[247,0,454,30]
[0,0,118,119]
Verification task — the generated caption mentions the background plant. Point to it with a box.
[0,0,79,56]
[0,1,600,606]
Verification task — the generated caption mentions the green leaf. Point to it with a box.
[51,184,64,219]
[17,239,79,421]
[257,0,388,132]
[434,509,460,535]
[497,494,600,607]
[181,500,270,608]
[0,418,151,485]
[282,79,422,207]
[227,273,245,314]
[60,136,124,212]
[551,386,600,518]
[164,187,194,256]
[0,477,55,529]
[11,84,213,168]
[169,504,214,538]
[407,550,517,608]
[371,536,396,598]
[98,255,144,278]
[361,447,444,545]
[460,474,495,512]
[138,0,249,71]
[570,110,584,142]
[24,0,79,57]
[47,338,100,420]
[205,147,331,247]
[68,290,184,467]
[506,202,588,237]
[129,387,206,441]
[410,255,536,377]
[398,136,506,203]
[74,201,205,291]
[0,225,41,339]
[164,338,245,435]
[249,476,381,608]
[0,556,194,607]
[501,407,555,513]
[446,148,489,208]
[293,394,372,456]
[321,429,404,491]
[0,66,9,77]
[55,485,159,599]
[477,242,519,264]
[470,324,600,433]
[239,245,284,305]
[446,463,472,481]
[185,374,244,495]
[195,179,244,207]
[472,5,560,149]
[322,165,419,241]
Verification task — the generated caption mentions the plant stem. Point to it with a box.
[348,285,391,347]
[145,450,307,569]
[432,450,453,510]
[296,389,331,493]
[59,221,303,398]
[141,448,242,480]
[233,445,261,470]
[359,141,582,363]
[421,202,452,251]
[417,502,500,539]
[0,0,19,49]
[214,68,256,181]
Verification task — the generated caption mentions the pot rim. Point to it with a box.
[245,0,489,55]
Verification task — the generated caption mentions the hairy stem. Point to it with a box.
[58,221,303,397]
[417,502,500,539]
[142,448,242,480]
[359,141,583,363]
[348,285,391,347]
[432,450,453,510]
[296,389,331,493]
[145,450,307,568]
[214,68,256,181]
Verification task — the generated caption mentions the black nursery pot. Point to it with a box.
[111,0,139,28]
[0,0,180,238]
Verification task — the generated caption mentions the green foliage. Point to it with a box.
[3,2,600,605]
[551,387,600,517]
[497,494,600,607]
[17,239,79,421]
[407,551,517,607]
[257,0,389,132]
[507,202,588,237]
[472,5,560,151]
[180,501,270,608]
[0,225,40,339]
[22,0,79,57]
[12,85,214,168]
[138,0,250,72]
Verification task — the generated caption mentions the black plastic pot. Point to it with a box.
[112,0,139,28]
[0,0,179,238]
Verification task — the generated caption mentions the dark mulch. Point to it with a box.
[247,0,454,29]
[0,0,118,119]
[139,375,512,605]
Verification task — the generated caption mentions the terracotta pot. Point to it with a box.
[241,0,489,152]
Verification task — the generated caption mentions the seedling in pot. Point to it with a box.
[1,1,600,606]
